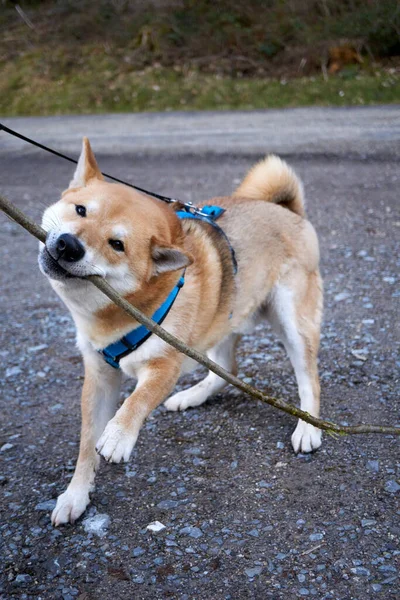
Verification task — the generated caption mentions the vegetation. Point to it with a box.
[1,0,399,116]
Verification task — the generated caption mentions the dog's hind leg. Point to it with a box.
[164,334,238,412]
[51,352,121,526]
[267,272,323,453]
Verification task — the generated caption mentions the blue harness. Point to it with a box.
[100,205,236,369]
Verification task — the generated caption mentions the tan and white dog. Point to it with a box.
[39,139,323,526]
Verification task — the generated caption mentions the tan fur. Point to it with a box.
[233,154,305,216]
[41,140,323,525]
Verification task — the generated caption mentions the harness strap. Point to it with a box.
[100,275,185,368]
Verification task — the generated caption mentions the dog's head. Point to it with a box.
[39,138,192,297]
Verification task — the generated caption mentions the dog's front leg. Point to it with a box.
[96,353,182,464]
[51,355,122,526]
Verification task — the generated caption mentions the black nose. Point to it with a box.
[55,234,85,262]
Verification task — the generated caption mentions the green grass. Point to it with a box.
[1,1,399,116]
[1,53,399,117]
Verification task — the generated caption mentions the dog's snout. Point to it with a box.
[55,233,85,262]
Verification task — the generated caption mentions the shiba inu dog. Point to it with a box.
[39,139,323,525]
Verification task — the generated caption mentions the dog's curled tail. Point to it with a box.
[233,155,305,217]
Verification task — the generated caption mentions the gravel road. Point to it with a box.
[0,110,399,600]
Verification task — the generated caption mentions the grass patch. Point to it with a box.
[0,53,399,117]
[1,1,399,116]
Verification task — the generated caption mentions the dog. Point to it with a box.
[39,139,323,525]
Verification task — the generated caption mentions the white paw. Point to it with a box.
[51,487,90,526]
[96,418,137,463]
[291,420,322,454]
[164,390,206,412]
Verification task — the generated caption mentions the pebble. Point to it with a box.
[361,519,377,528]
[14,574,32,585]
[146,521,166,533]
[6,366,22,378]
[35,500,57,511]
[309,533,324,541]
[385,480,400,493]
[366,460,380,473]
[28,344,48,353]
[1,443,14,452]
[82,514,110,537]
[350,567,370,576]
[132,546,145,557]
[245,566,262,578]
[334,292,350,302]
[248,529,259,537]
[179,526,203,539]
[157,499,179,509]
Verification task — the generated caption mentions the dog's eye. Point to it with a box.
[75,205,86,217]
[109,239,125,252]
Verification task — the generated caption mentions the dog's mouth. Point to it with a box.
[39,247,76,281]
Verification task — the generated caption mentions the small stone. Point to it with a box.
[157,499,179,510]
[146,521,166,533]
[297,574,306,583]
[334,292,350,302]
[179,526,203,539]
[276,441,285,449]
[296,519,305,528]
[82,514,110,537]
[248,529,259,538]
[245,566,262,578]
[367,460,380,473]
[350,567,370,576]
[28,344,48,353]
[35,500,57,511]
[378,564,396,573]
[6,366,22,378]
[371,584,382,592]
[1,443,14,452]
[385,480,400,493]
[361,519,377,528]
[132,547,145,557]
[14,574,32,585]
[309,533,324,541]
[298,589,310,596]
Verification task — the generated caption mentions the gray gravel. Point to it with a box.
[0,127,399,599]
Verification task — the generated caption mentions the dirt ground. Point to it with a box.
[0,149,399,599]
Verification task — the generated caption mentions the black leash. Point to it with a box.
[0,123,178,204]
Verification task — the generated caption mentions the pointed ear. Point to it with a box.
[69,137,103,189]
[151,240,193,275]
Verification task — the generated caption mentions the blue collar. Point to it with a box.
[99,204,235,369]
